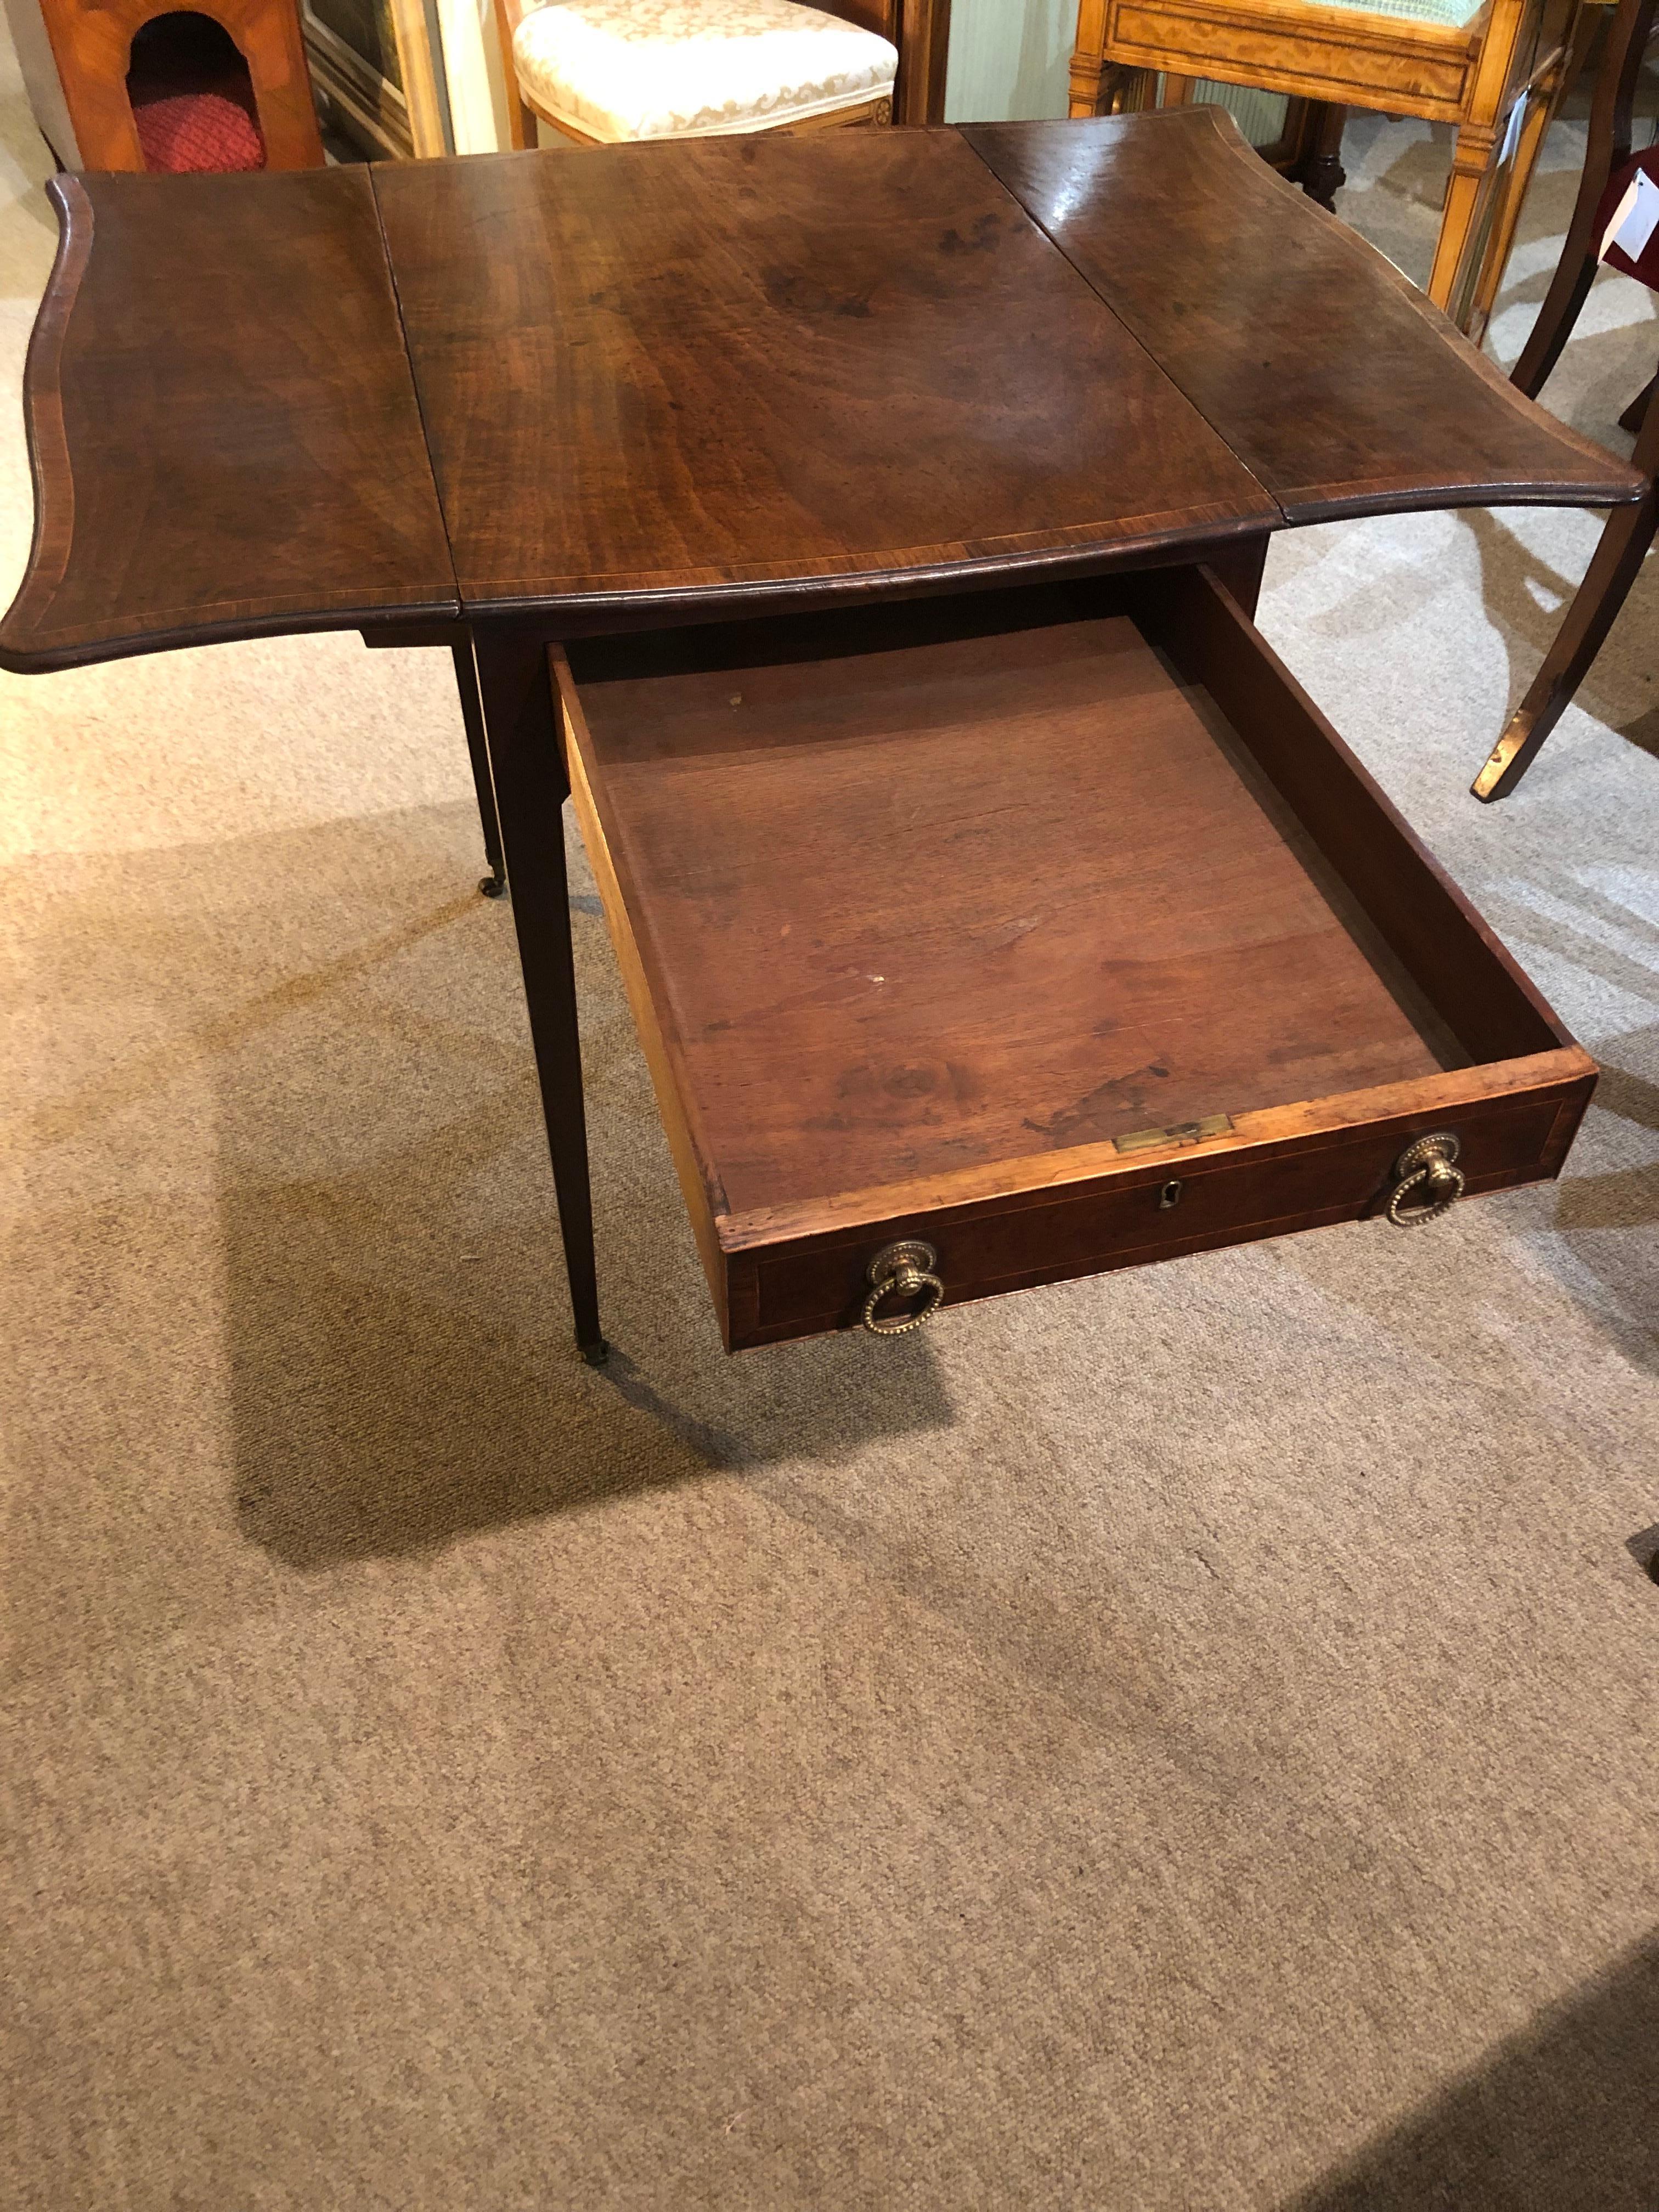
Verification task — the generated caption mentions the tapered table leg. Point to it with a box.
[471,627,608,1362]
[451,640,507,898]
[1207,533,1270,619]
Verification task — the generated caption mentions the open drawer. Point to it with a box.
[554,567,1594,1352]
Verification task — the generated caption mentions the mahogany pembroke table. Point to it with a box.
[1,109,1641,1359]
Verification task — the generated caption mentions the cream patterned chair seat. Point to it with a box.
[511,0,899,142]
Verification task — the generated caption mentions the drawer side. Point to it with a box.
[1130,564,1568,1069]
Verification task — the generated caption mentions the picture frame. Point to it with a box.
[301,0,450,155]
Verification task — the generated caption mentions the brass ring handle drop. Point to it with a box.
[862,1240,945,1335]
[1387,1132,1464,1226]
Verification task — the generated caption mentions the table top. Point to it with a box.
[0,109,1638,672]
[371,127,1273,617]
[964,110,1618,525]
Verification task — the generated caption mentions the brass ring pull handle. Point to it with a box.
[862,1240,944,1335]
[1387,1131,1465,1226]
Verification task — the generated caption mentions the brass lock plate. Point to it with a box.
[1114,1113,1234,1155]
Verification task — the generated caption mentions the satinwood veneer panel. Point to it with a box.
[370,131,1277,621]
[964,108,1643,524]
[0,168,456,672]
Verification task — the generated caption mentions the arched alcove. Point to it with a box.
[126,10,267,170]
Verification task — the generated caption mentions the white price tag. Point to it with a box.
[1601,166,1659,265]
[1497,95,1526,168]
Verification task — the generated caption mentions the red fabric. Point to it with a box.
[1595,146,1659,290]
[132,89,265,172]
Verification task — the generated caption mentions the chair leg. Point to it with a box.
[1511,0,1658,396]
[1515,253,1602,397]
[1429,117,1499,309]
[452,641,508,899]
[1462,82,1555,343]
[1471,364,1659,800]
[1555,0,1606,109]
[1298,101,1347,211]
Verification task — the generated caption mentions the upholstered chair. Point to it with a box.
[494,0,948,148]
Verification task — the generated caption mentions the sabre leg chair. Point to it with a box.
[1472,0,1659,798]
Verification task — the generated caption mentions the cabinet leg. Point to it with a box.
[471,628,608,1362]
[1429,118,1496,309]
[452,641,507,898]
[1066,46,1105,116]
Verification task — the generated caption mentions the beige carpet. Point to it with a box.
[3,37,1657,2211]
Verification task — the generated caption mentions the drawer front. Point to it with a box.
[740,1085,1585,1347]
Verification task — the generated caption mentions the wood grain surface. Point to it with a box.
[737,1073,1592,1345]
[0,168,456,672]
[560,574,1594,1346]
[1126,563,1570,1064]
[964,106,1645,522]
[721,1046,1594,1248]
[565,595,1454,1216]
[2,115,1639,670]
[370,130,1277,622]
